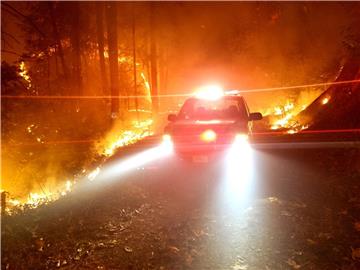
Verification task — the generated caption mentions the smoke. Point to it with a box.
[155,2,353,113]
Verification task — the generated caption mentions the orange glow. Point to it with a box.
[200,129,217,142]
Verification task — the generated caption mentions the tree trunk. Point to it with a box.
[48,2,69,82]
[96,2,108,95]
[105,2,120,118]
[150,3,159,114]
[132,4,139,119]
[70,2,82,96]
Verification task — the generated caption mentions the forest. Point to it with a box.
[1,1,359,204]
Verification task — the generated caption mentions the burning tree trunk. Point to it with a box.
[96,2,108,95]
[150,3,159,114]
[105,2,120,119]
[70,2,82,96]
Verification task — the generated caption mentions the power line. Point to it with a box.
[2,79,359,100]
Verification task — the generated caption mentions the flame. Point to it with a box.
[270,101,297,130]
[102,129,152,157]
[265,87,324,131]
[8,198,21,207]
[287,129,296,134]
[274,106,283,115]
[87,167,100,181]
[18,61,32,89]
[141,72,151,90]
[118,56,128,63]
[27,124,35,133]
[271,112,294,130]
[4,52,156,213]
[26,192,52,208]
[3,119,154,214]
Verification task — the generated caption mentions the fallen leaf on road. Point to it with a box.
[124,246,133,253]
[292,201,307,208]
[193,229,207,237]
[35,237,44,252]
[97,242,105,248]
[318,232,332,239]
[168,246,180,253]
[339,209,348,215]
[354,222,360,232]
[232,263,248,270]
[280,210,291,217]
[306,239,317,245]
[268,197,280,204]
[351,248,360,260]
[286,258,301,269]
[185,254,193,265]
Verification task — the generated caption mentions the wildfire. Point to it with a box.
[270,101,298,130]
[3,119,154,214]
[87,167,100,181]
[102,120,153,157]
[264,86,326,131]
[18,61,32,89]
[61,180,73,195]
[269,101,311,132]
[26,192,52,207]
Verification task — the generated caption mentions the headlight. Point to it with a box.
[162,134,172,143]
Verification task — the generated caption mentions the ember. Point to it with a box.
[322,97,330,105]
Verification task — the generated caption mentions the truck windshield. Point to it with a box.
[178,97,248,120]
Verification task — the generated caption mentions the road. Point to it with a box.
[2,135,360,269]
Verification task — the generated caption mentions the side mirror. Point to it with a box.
[249,112,263,121]
[168,114,177,122]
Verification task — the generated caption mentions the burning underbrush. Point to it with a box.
[1,113,154,214]
[1,59,155,215]
[96,118,153,157]
[253,87,324,132]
